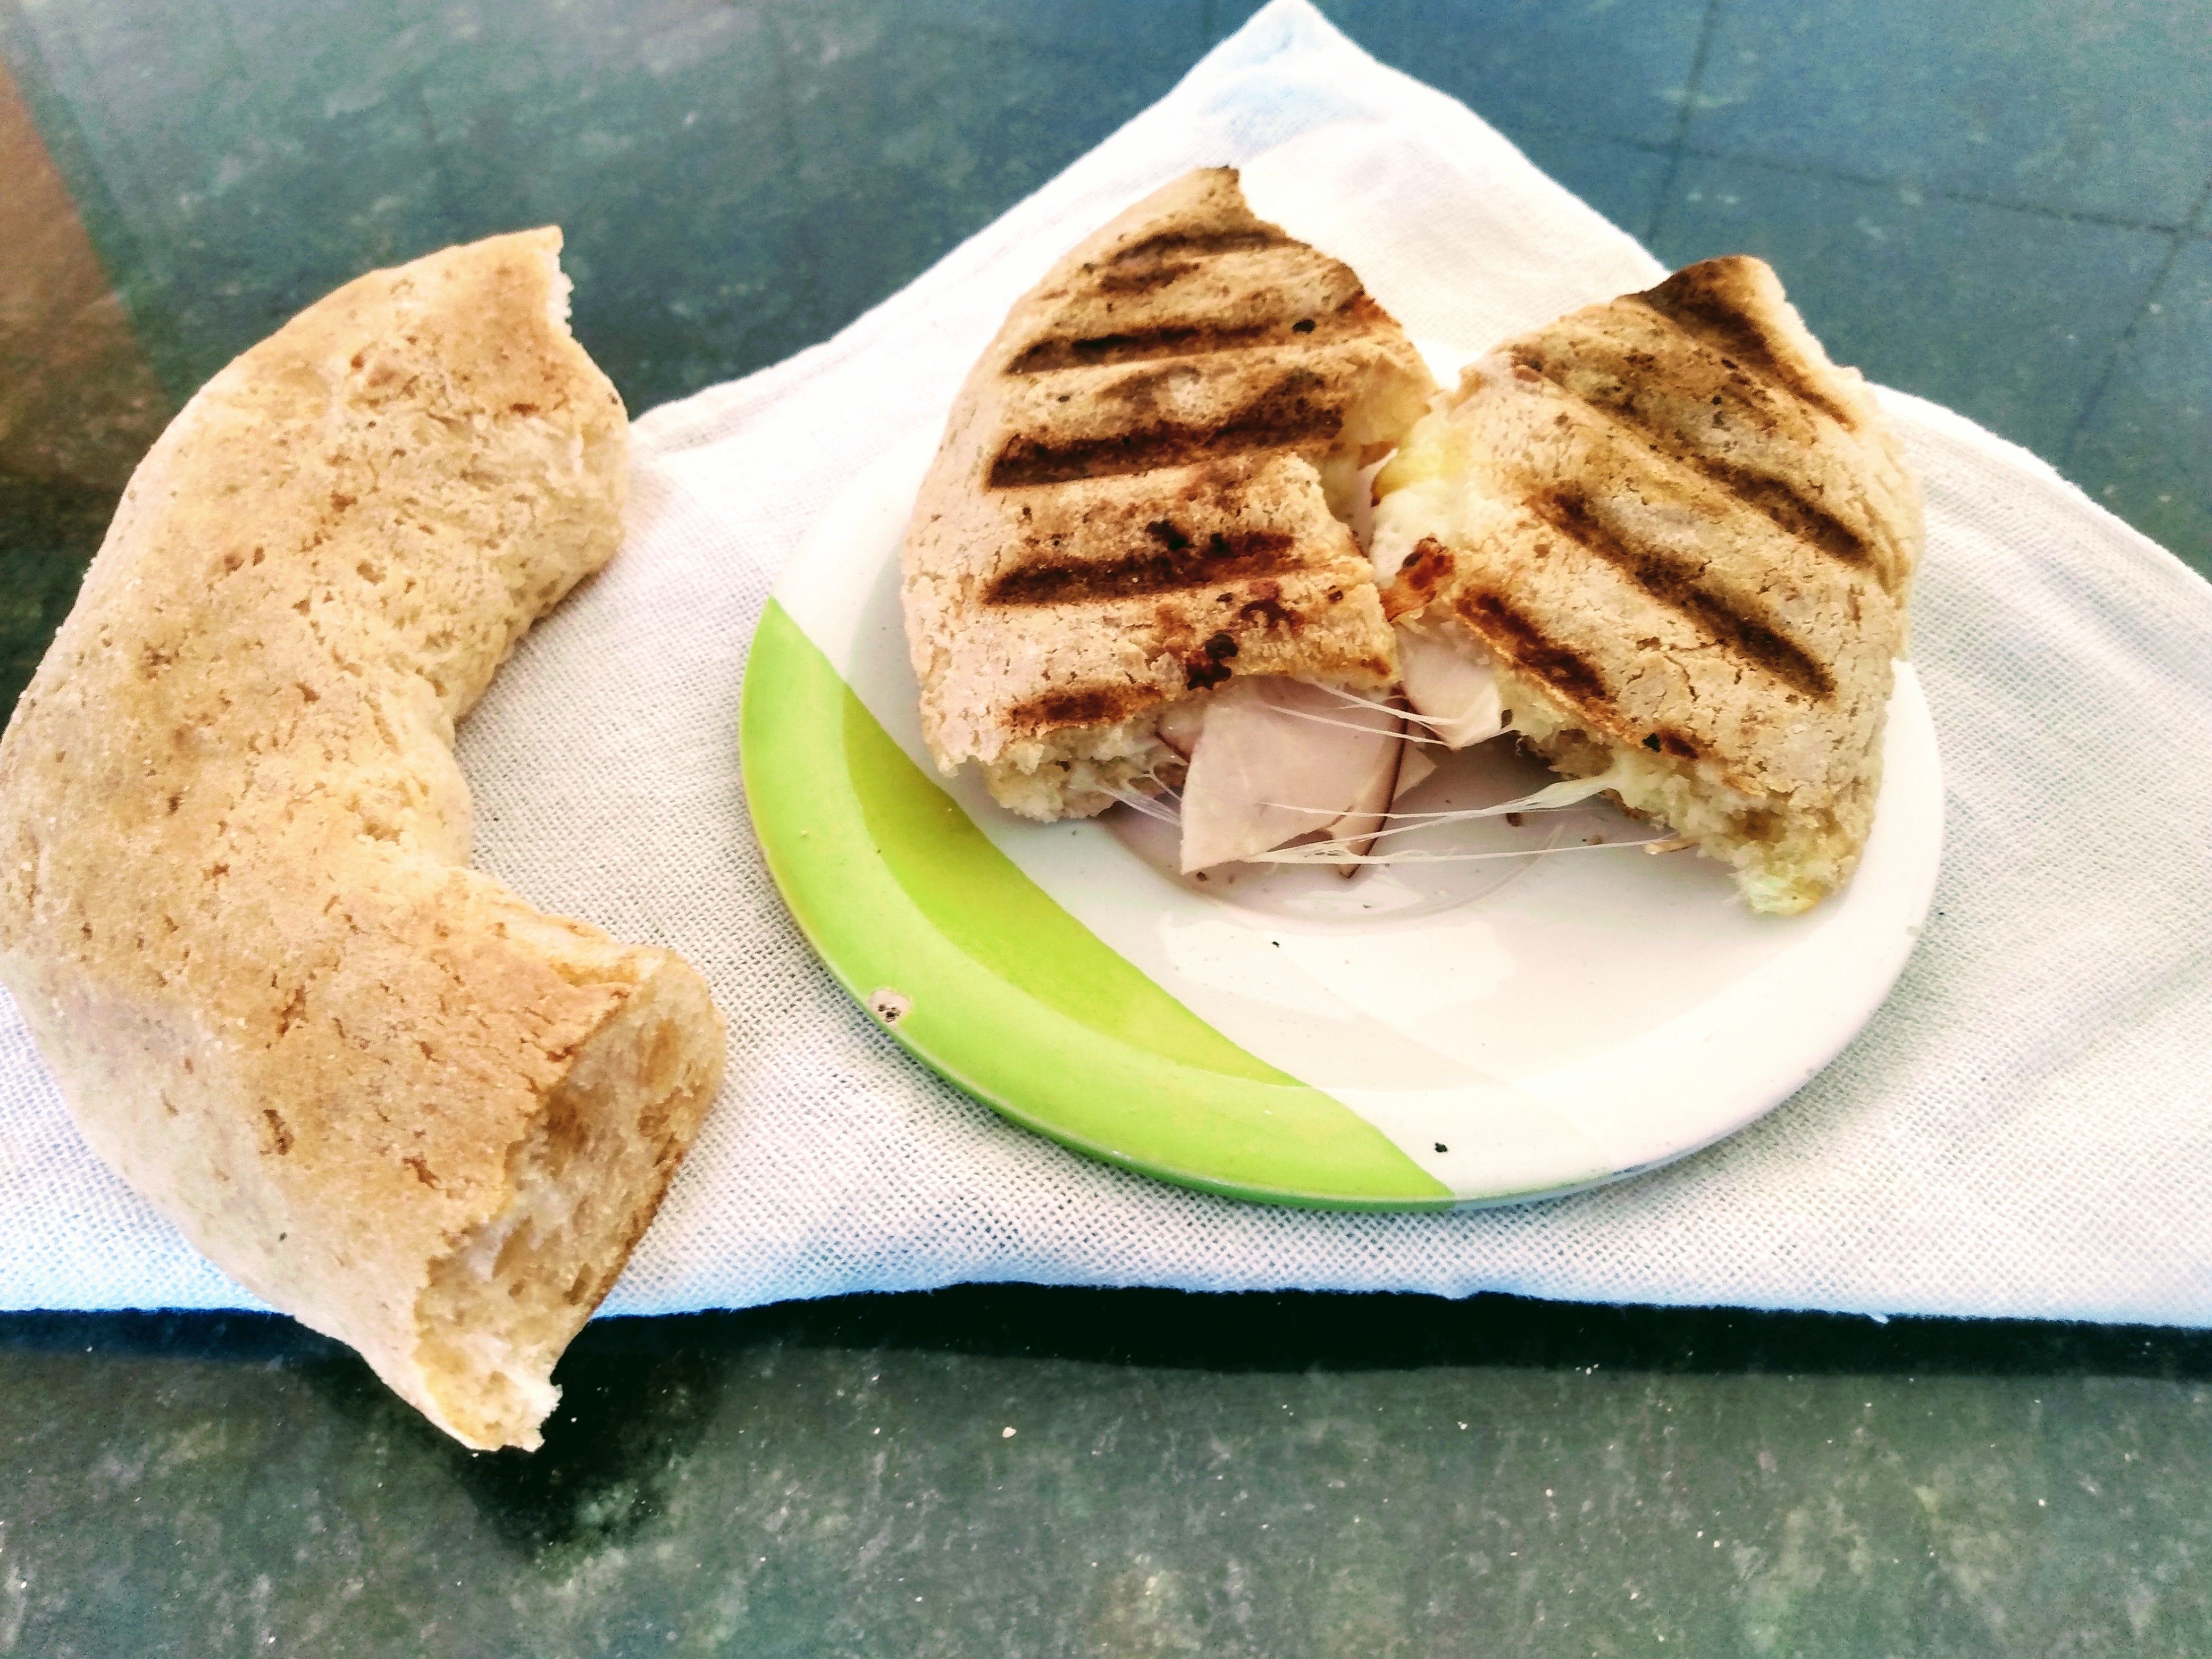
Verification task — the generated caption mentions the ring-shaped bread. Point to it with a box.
[0,230,726,1450]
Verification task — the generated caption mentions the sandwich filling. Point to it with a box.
[1164,675,1405,873]
[1365,255,1921,914]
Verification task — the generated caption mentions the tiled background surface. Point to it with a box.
[2,5,2210,1655]
[0,2,2206,710]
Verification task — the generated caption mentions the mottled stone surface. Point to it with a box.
[5,1291,2211,1656]
[1,3,2209,1653]
[2069,235,2212,559]
[1689,0,2212,225]
[1651,156,2173,458]
[0,0,2203,720]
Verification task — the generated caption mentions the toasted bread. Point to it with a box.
[901,167,1437,819]
[1373,256,1922,913]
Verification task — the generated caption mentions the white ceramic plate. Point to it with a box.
[742,423,1943,1210]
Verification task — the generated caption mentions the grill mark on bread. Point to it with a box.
[1185,630,1240,689]
[1703,462,1872,571]
[1237,586,1296,630]
[985,372,1343,488]
[1526,487,1835,700]
[1633,263,1861,431]
[1457,591,1607,703]
[1505,349,1874,572]
[1078,229,1293,296]
[1382,536,1455,621]
[1095,262,1198,296]
[1008,683,1155,732]
[1008,323,1279,374]
[1103,228,1288,266]
[1004,292,1389,374]
[984,526,1298,605]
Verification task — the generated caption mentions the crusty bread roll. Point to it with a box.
[0,229,726,1450]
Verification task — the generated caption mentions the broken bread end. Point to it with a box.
[0,229,723,1456]
[409,951,726,1452]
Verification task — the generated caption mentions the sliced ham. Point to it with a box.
[1154,696,1209,759]
[1318,696,1411,877]
[1392,743,1438,801]
[1178,677,1404,874]
[1395,624,1507,748]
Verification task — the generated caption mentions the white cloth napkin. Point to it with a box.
[5,0,2210,1326]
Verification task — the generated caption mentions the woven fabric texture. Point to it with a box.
[4,0,2209,1324]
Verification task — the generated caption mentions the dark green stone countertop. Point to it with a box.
[8,1293,2212,1655]
[2,2,2207,1653]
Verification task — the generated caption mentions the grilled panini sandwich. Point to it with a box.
[900,167,1437,835]
[1371,256,1922,914]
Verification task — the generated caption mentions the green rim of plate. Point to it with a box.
[740,599,1451,1211]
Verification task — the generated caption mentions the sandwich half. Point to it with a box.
[900,167,1437,864]
[1371,256,1922,914]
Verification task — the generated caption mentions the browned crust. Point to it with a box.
[1382,536,1457,622]
[1455,587,1609,705]
[985,523,1298,606]
[1005,291,1394,374]
[1523,485,1833,700]
[1010,683,1167,732]
[1375,255,1921,832]
[1505,347,1874,571]
[900,167,1436,788]
[1631,258,1862,430]
[986,367,1345,488]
